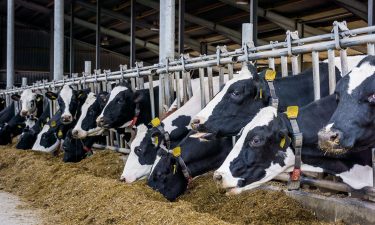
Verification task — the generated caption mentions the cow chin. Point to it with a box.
[318,140,349,155]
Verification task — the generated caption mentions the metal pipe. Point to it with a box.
[219,67,224,88]
[84,61,91,75]
[175,72,181,109]
[148,74,155,118]
[340,49,349,76]
[207,67,214,101]
[199,68,206,108]
[291,55,299,75]
[228,63,234,80]
[268,57,275,70]
[54,0,64,81]
[250,0,258,46]
[49,14,54,81]
[312,51,320,100]
[69,0,75,77]
[130,0,135,67]
[21,77,27,87]
[281,56,288,77]
[178,0,185,54]
[6,0,15,89]
[328,49,336,94]
[368,0,375,55]
[96,0,101,70]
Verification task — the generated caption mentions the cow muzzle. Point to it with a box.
[20,110,28,117]
[318,128,348,154]
[96,117,108,128]
[72,129,87,139]
[61,114,73,124]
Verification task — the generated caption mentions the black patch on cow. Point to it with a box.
[81,92,108,131]
[0,114,25,145]
[169,115,191,138]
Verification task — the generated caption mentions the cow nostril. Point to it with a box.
[329,132,340,143]
[72,130,78,136]
[213,173,222,182]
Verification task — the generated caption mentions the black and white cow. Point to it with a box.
[192,59,364,137]
[121,76,230,183]
[96,81,160,129]
[213,95,372,194]
[32,85,90,153]
[0,102,16,125]
[16,101,51,150]
[0,114,25,145]
[62,91,108,162]
[318,56,375,154]
[147,130,233,201]
[11,89,44,118]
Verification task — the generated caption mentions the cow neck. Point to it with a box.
[279,95,371,174]
[273,63,335,112]
[134,87,160,126]
[35,98,44,118]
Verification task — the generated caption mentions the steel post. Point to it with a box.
[250,0,258,46]
[281,56,288,77]
[6,0,15,89]
[368,0,375,55]
[54,0,64,81]
[328,49,336,94]
[312,51,320,100]
[178,0,185,54]
[96,0,101,70]
[69,0,75,76]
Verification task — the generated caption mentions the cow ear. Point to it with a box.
[76,89,90,100]
[36,94,43,102]
[98,92,109,105]
[45,91,58,100]
[11,94,21,101]
[247,63,257,77]
[133,91,144,103]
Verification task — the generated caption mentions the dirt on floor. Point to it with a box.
[0,147,342,225]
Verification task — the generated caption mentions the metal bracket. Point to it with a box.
[216,45,228,66]
[103,70,110,83]
[243,41,255,63]
[332,21,353,50]
[180,54,189,72]
[285,30,300,56]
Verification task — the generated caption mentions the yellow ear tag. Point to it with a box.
[259,88,263,99]
[265,69,276,81]
[280,137,286,148]
[17,125,22,129]
[151,117,161,127]
[153,136,159,145]
[172,146,181,157]
[57,130,63,138]
[51,120,56,128]
[78,93,83,98]
[286,106,299,119]
[36,97,41,102]
[173,164,177,174]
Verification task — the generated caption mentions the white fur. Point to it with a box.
[31,125,60,153]
[323,123,334,132]
[60,85,74,118]
[215,106,277,189]
[121,124,150,183]
[25,118,36,129]
[96,85,128,123]
[19,89,37,116]
[72,92,97,139]
[347,61,375,94]
[194,65,252,124]
[338,164,373,189]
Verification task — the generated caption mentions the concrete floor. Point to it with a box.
[0,191,40,225]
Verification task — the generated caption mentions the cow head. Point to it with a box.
[120,124,159,183]
[0,114,26,145]
[72,92,108,139]
[12,89,43,117]
[96,81,142,128]
[318,56,375,154]
[62,129,93,162]
[213,107,295,194]
[16,127,37,150]
[45,85,89,124]
[192,65,273,137]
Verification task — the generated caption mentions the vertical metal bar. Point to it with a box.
[21,77,27,87]
[96,0,101,70]
[207,66,214,100]
[250,0,258,46]
[312,51,320,100]
[228,64,234,80]
[297,22,304,71]
[328,49,336,94]
[178,0,185,55]
[219,67,224,88]
[186,72,193,100]
[241,23,253,66]
[49,14,54,81]
[6,0,14,89]
[130,0,136,67]
[199,68,206,108]
[340,49,348,76]
[372,148,375,187]
[182,71,188,104]
[84,61,91,75]
[368,0,375,55]
[69,0,75,77]
[148,75,155,118]
[54,0,64,81]
[268,57,275,70]
[175,72,181,109]
[281,56,288,77]
[291,55,299,75]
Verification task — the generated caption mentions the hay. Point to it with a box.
[0,147,341,225]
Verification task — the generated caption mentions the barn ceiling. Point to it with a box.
[0,0,369,65]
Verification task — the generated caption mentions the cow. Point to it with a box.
[0,114,25,145]
[192,57,366,138]
[62,91,108,162]
[16,101,51,150]
[96,81,160,129]
[213,95,372,195]
[72,92,108,139]
[120,75,230,183]
[11,89,44,117]
[147,130,233,201]
[32,85,90,153]
[318,55,375,155]
[0,102,16,125]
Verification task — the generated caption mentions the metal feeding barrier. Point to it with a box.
[1,21,375,200]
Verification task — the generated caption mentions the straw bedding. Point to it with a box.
[0,147,341,225]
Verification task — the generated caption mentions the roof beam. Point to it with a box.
[332,0,367,20]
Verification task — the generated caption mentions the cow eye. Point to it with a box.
[367,93,375,104]
[335,93,340,102]
[249,135,263,147]
[231,90,241,97]
[117,98,124,104]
